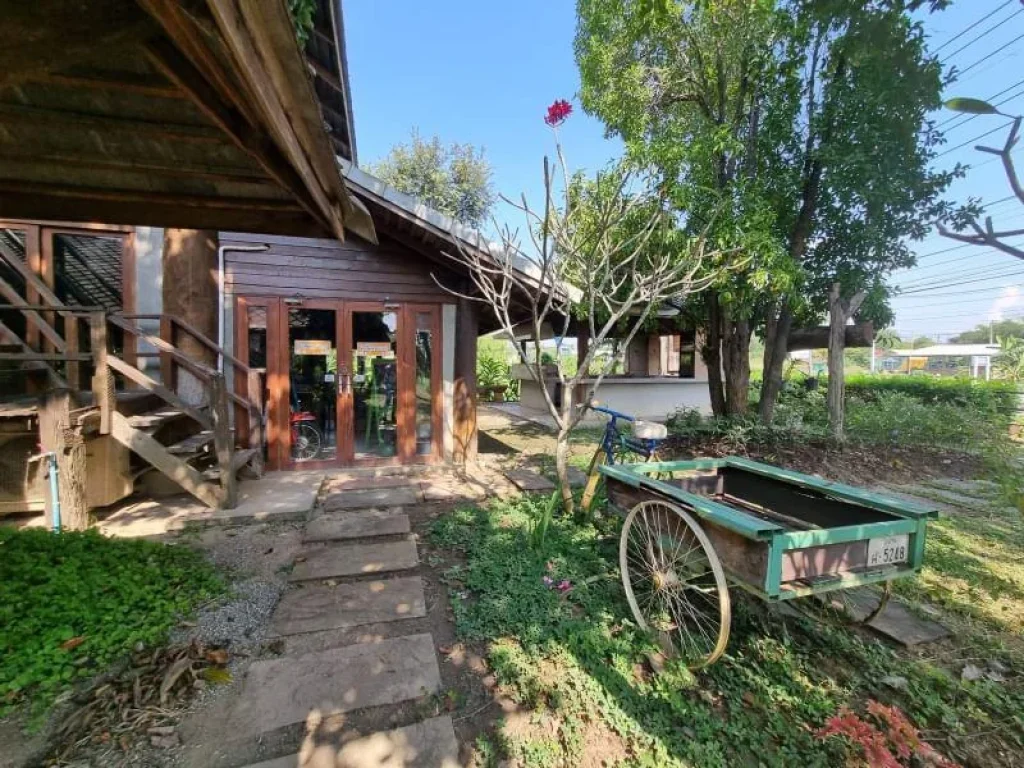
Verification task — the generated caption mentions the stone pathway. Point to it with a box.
[209,474,470,768]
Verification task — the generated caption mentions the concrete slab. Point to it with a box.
[98,472,323,538]
[245,716,461,768]
[269,577,425,637]
[227,634,441,737]
[290,539,419,582]
[419,477,489,502]
[504,469,556,492]
[837,588,951,647]
[325,475,421,492]
[323,487,421,511]
[304,510,410,543]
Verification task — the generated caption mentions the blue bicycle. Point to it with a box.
[581,403,668,511]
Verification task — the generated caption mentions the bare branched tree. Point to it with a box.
[437,148,726,515]
[938,116,1024,260]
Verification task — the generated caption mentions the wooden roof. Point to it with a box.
[0,0,375,242]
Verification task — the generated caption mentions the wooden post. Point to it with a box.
[210,372,236,508]
[89,311,113,434]
[453,297,478,463]
[162,229,218,406]
[247,369,264,477]
[159,314,174,390]
[827,283,866,441]
[38,388,88,530]
[65,316,80,390]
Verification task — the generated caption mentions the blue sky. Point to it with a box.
[345,0,1024,341]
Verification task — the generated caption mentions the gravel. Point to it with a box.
[171,577,282,655]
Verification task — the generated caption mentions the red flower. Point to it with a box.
[544,99,573,127]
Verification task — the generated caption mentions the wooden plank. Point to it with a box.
[109,411,221,508]
[226,269,441,289]
[0,352,91,361]
[121,313,250,375]
[38,388,88,529]
[89,311,113,433]
[0,316,64,387]
[108,315,216,382]
[0,275,65,352]
[209,373,237,508]
[106,353,212,430]
[0,180,301,212]
[0,103,223,143]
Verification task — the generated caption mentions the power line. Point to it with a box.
[899,268,1024,291]
[936,119,1015,157]
[933,1,1016,54]
[955,30,1024,78]
[899,280,1024,298]
[898,261,1024,288]
[941,7,1024,63]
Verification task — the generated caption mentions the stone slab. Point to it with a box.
[326,475,421,492]
[243,716,461,768]
[323,487,421,511]
[504,469,556,492]
[567,467,588,488]
[290,539,419,582]
[842,589,951,647]
[98,472,323,539]
[269,577,425,637]
[228,634,441,738]
[304,510,411,543]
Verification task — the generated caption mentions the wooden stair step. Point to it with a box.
[126,407,189,431]
[166,430,214,457]
[202,447,258,480]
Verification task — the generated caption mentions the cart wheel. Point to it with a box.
[807,581,893,626]
[619,499,731,668]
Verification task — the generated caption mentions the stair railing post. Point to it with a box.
[247,369,264,477]
[159,315,174,391]
[38,387,89,530]
[209,372,237,508]
[89,310,113,435]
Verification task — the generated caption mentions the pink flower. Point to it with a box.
[544,99,573,127]
[557,580,572,593]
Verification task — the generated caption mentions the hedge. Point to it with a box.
[843,374,1019,417]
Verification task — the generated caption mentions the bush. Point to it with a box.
[0,529,223,717]
[844,375,1018,420]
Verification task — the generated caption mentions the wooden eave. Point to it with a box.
[0,0,375,242]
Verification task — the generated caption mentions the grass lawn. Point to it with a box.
[430,495,1024,767]
[0,528,223,722]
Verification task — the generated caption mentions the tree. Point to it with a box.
[444,102,722,515]
[576,0,959,424]
[875,327,902,350]
[954,319,1024,344]
[368,131,496,228]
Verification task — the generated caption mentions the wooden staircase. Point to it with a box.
[0,238,264,517]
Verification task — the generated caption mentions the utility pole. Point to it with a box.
[990,320,994,344]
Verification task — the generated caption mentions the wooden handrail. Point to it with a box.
[118,312,251,375]
[108,314,218,382]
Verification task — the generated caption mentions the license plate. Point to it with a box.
[866,534,909,568]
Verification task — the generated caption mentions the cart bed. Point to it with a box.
[601,457,938,600]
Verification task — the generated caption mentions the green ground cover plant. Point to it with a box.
[431,496,1024,767]
[0,528,223,720]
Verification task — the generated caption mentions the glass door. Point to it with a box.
[346,304,401,460]
[286,302,339,466]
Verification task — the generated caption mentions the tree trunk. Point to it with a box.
[827,283,866,441]
[162,229,218,406]
[555,426,573,517]
[759,303,794,423]
[704,294,726,416]
[721,313,751,415]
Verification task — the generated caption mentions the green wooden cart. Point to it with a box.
[599,456,938,668]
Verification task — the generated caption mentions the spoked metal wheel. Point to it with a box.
[619,500,731,668]
[291,423,322,462]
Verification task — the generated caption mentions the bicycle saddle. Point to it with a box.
[632,420,668,439]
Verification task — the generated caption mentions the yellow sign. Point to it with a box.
[294,339,332,355]
[357,341,392,357]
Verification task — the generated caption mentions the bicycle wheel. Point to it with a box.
[291,423,322,462]
[620,499,731,668]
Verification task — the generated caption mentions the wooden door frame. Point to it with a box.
[234,296,445,470]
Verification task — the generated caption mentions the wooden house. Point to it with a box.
[0,0,505,519]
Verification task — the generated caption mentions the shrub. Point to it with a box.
[844,375,1018,421]
[0,529,223,717]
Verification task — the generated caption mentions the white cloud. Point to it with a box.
[987,286,1024,322]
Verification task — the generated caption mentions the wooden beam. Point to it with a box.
[38,388,89,530]
[0,103,224,143]
[107,315,216,382]
[90,311,113,434]
[0,275,66,352]
[0,352,91,362]
[109,411,221,508]
[0,317,65,387]
[0,153,271,185]
[787,322,874,352]
[25,69,183,99]
[209,373,237,508]
[121,313,252,375]
[106,353,212,430]
[142,37,331,239]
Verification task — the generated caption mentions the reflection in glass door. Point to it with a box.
[288,306,338,463]
[351,310,399,458]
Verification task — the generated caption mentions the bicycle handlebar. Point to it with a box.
[588,403,635,422]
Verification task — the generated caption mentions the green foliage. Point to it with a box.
[874,327,902,350]
[287,0,317,44]
[944,97,1000,115]
[996,335,1024,382]
[844,374,1018,418]
[953,319,1024,344]
[368,131,495,228]
[0,529,223,718]
[428,498,1022,766]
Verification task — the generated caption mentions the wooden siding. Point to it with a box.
[223,233,458,303]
